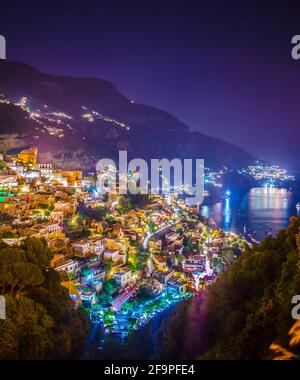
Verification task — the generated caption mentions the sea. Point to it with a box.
[200,187,300,241]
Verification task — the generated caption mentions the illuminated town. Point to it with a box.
[240,162,295,187]
[1,94,297,340]
[0,94,132,138]
[0,145,251,338]
[1,0,300,364]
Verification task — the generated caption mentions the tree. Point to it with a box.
[0,231,16,239]
[198,216,300,360]
[137,285,153,301]
[21,238,52,271]
[0,161,7,172]
[0,295,54,360]
[0,237,90,359]
[98,279,118,305]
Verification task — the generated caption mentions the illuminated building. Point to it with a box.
[113,269,133,288]
[53,200,76,214]
[0,175,17,189]
[71,239,104,257]
[105,239,126,254]
[28,222,65,241]
[50,254,66,268]
[36,163,53,177]
[81,289,97,307]
[168,279,187,295]
[17,147,37,165]
[56,260,79,274]
[242,162,295,184]
[60,170,82,186]
[104,249,126,264]
[153,270,174,285]
[183,255,206,272]
[90,220,105,233]
[51,210,64,222]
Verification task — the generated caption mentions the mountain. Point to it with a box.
[0,60,256,171]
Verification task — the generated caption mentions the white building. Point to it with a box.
[114,270,133,288]
[72,241,90,255]
[72,239,104,257]
[81,289,97,306]
[56,260,79,274]
[39,223,62,235]
[37,163,53,177]
[104,250,126,263]
[0,175,18,188]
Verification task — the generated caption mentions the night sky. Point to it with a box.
[1,0,300,170]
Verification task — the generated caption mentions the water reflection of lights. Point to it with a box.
[223,198,231,231]
[201,206,209,218]
[200,187,298,241]
[249,188,292,210]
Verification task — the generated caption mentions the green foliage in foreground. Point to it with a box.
[0,238,90,359]
[201,216,300,360]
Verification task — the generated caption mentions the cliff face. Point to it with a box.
[0,60,256,170]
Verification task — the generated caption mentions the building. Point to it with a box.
[81,289,97,307]
[168,279,187,295]
[0,175,17,189]
[114,269,133,288]
[16,222,63,241]
[153,254,169,271]
[51,210,64,222]
[17,147,37,165]
[50,254,66,268]
[72,239,104,257]
[183,255,206,272]
[37,222,64,240]
[104,249,126,263]
[153,270,174,285]
[56,260,79,274]
[105,239,126,254]
[60,171,82,187]
[36,163,53,177]
[72,241,90,255]
[90,220,106,233]
[48,174,68,187]
[54,200,75,214]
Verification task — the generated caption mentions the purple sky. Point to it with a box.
[1,0,300,170]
